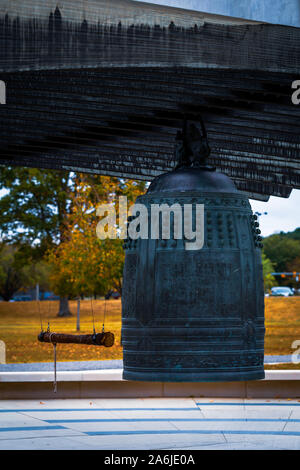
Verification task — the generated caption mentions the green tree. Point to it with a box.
[262,234,300,272]
[0,167,72,315]
[21,259,51,298]
[279,227,300,241]
[0,244,50,301]
[286,256,300,289]
[0,168,146,312]
[47,175,146,299]
[0,244,25,301]
[261,252,276,292]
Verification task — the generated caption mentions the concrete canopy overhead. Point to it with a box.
[0,0,300,200]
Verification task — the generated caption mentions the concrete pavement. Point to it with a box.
[1,398,300,449]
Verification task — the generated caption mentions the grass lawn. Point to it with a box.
[264,363,300,369]
[0,299,122,363]
[265,297,300,356]
[0,297,299,364]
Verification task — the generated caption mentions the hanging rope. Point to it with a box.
[37,297,115,395]
[47,331,57,393]
[90,297,96,334]
[38,299,53,334]
[37,300,43,332]
[53,343,57,393]
[47,299,51,329]
[102,298,107,333]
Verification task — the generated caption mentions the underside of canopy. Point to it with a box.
[0,0,299,201]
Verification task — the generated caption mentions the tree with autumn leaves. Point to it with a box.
[0,167,146,314]
[47,174,146,302]
[0,167,73,314]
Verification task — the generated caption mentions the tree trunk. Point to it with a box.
[57,296,72,317]
[76,298,80,331]
[2,292,13,301]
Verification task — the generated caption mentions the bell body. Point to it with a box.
[121,168,265,382]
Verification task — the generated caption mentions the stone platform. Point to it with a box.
[0,369,299,400]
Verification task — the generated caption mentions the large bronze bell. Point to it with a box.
[121,119,265,382]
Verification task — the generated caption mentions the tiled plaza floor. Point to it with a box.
[0,397,300,450]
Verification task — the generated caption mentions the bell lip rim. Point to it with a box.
[122,370,265,382]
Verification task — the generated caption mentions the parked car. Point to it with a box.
[12,295,32,301]
[105,290,121,300]
[270,286,294,297]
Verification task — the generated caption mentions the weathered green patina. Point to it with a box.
[122,123,264,382]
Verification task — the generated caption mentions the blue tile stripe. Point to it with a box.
[0,425,299,438]
[0,408,200,413]
[85,430,300,437]
[0,421,299,439]
[1,403,300,413]
[0,425,66,432]
[196,402,300,406]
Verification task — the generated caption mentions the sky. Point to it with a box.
[134,0,300,27]
[250,189,300,237]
